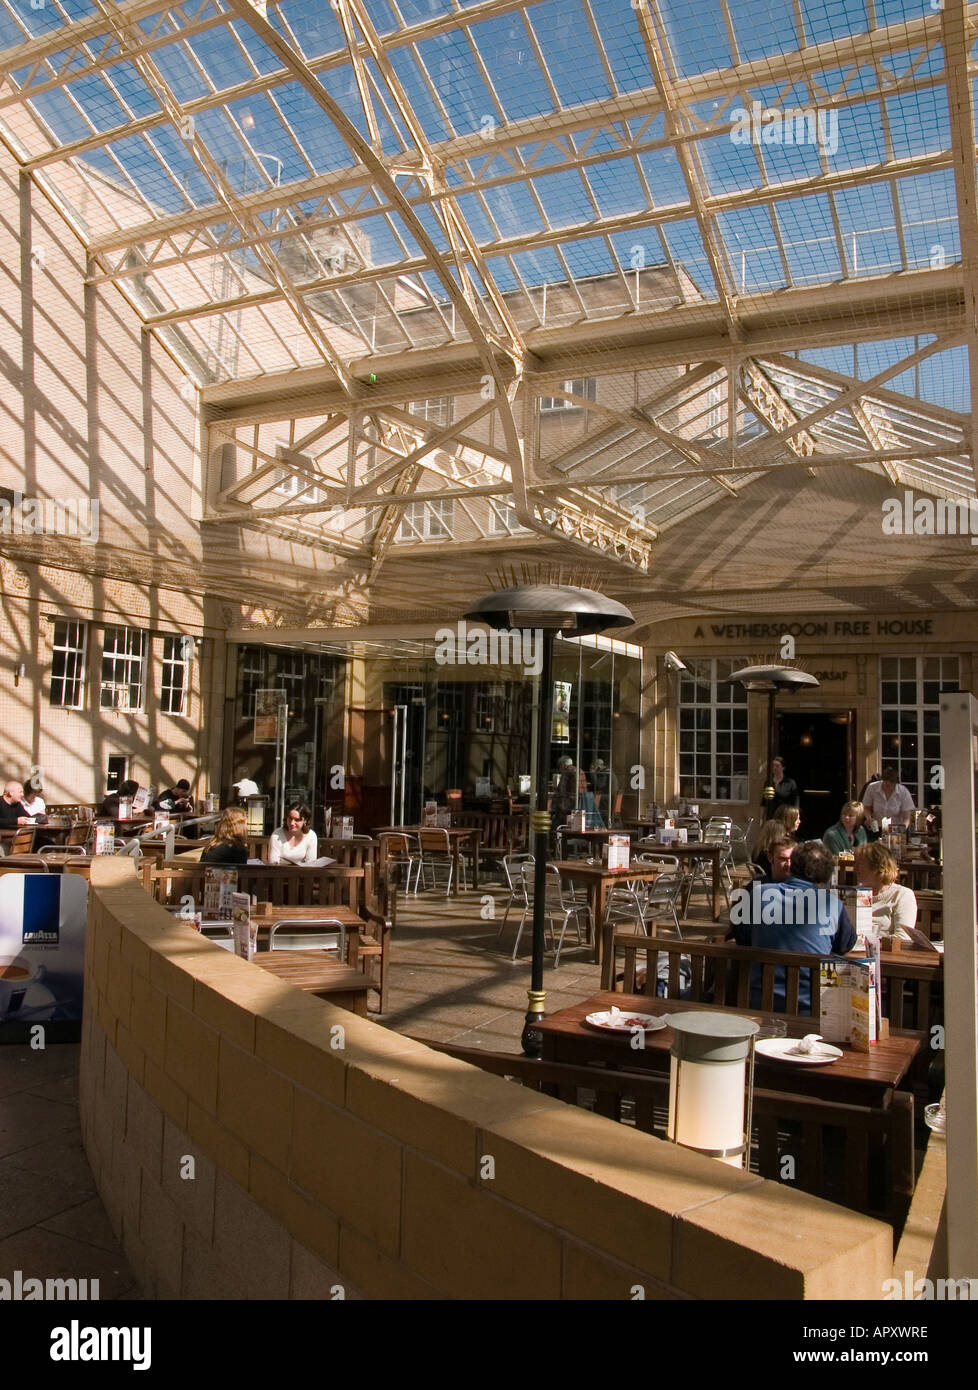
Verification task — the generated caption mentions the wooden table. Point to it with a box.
[636,840,726,920]
[553,861,666,964]
[536,991,920,1107]
[253,950,371,1015]
[899,859,942,892]
[556,827,617,858]
[373,825,481,892]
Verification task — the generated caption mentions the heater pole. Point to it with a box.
[524,629,554,1058]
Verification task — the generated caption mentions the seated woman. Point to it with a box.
[823,800,867,856]
[854,841,917,941]
[772,803,801,839]
[269,803,318,865]
[200,807,249,865]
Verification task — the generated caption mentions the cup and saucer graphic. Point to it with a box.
[0,955,56,1020]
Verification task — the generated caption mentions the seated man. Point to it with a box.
[97,779,139,818]
[154,779,193,814]
[0,781,31,829]
[729,840,856,1011]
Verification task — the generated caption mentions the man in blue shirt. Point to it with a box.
[729,840,856,1010]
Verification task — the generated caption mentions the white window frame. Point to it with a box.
[50,619,87,709]
[398,498,455,541]
[100,627,146,712]
[409,397,453,426]
[538,378,596,412]
[678,658,749,803]
[488,499,524,534]
[161,635,191,716]
[879,655,960,804]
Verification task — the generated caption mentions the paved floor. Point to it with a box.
[377,883,610,1050]
[0,1042,138,1299]
[0,874,717,1300]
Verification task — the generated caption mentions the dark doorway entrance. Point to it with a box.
[776,711,854,841]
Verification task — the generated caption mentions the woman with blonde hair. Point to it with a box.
[772,803,801,837]
[201,807,249,865]
[854,841,917,940]
[823,800,867,855]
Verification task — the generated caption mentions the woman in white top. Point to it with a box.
[854,841,917,941]
[862,765,915,831]
[269,804,318,865]
[21,782,46,818]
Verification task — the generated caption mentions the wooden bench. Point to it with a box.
[608,931,827,1022]
[151,862,394,1013]
[418,1040,915,1232]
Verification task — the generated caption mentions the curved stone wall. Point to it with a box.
[79,858,892,1300]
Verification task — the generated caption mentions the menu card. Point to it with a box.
[819,959,878,1050]
[154,810,171,833]
[230,893,255,960]
[203,868,237,920]
[131,787,150,813]
[94,824,115,855]
[334,817,354,840]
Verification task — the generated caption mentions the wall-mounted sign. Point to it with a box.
[254,688,286,744]
[552,682,572,743]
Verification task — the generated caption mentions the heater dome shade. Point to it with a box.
[728,664,820,693]
[465,584,634,636]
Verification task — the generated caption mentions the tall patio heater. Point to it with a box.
[727,664,819,813]
[465,584,633,1056]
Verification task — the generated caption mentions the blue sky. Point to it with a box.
[0,0,968,410]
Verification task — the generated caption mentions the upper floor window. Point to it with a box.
[161,636,191,716]
[880,656,960,806]
[399,498,454,541]
[410,397,453,427]
[50,620,87,709]
[538,378,596,412]
[100,627,146,712]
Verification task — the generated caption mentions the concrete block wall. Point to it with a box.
[80,857,894,1300]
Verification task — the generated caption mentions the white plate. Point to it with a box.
[755,1037,843,1065]
[584,1009,667,1033]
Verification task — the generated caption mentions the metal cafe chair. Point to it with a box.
[515,863,592,967]
[38,844,87,864]
[269,918,347,959]
[496,851,534,948]
[632,853,684,938]
[379,832,422,896]
[683,824,734,912]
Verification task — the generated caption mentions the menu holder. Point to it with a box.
[230,893,255,960]
[203,868,237,920]
[94,824,115,855]
[819,958,878,1051]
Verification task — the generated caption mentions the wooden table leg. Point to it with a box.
[593,880,608,964]
[712,849,722,920]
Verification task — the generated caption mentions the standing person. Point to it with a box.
[763,756,800,819]
[269,804,318,865]
[823,800,867,855]
[862,765,915,832]
[0,781,31,829]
